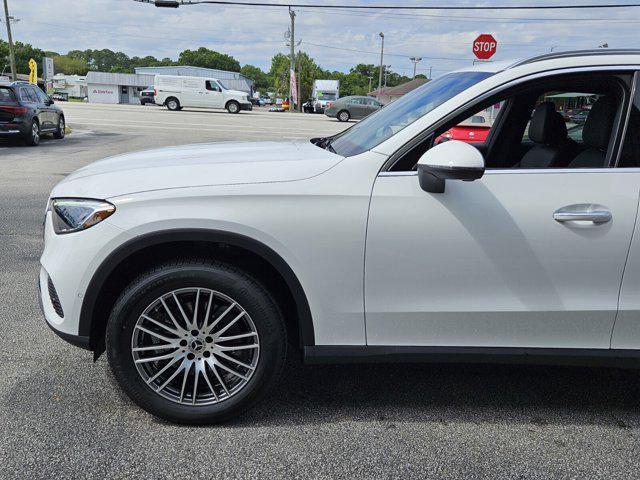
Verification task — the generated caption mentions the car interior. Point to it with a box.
[389,72,638,171]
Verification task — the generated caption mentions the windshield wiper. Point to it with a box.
[312,136,336,153]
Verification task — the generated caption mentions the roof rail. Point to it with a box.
[509,49,640,69]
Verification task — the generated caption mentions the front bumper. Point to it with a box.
[240,102,253,111]
[39,210,131,350]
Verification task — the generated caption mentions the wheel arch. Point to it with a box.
[80,228,315,356]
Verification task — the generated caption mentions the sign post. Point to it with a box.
[472,34,497,61]
[42,56,54,94]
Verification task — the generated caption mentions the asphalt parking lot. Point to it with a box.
[2,103,640,479]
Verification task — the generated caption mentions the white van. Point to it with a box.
[154,75,252,113]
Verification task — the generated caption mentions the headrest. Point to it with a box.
[528,102,567,145]
[582,96,616,150]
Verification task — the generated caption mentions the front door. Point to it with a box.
[204,80,224,108]
[364,70,639,350]
[365,170,639,349]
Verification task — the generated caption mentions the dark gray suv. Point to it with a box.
[0,81,65,146]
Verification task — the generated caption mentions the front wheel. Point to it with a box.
[105,259,287,424]
[24,120,40,146]
[337,110,350,122]
[226,101,240,114]
[166,97,180,111]
[53,116,65,139]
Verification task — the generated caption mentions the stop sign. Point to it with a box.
[473,34,497,60]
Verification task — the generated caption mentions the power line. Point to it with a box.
[135,1,640,10]
[303,40,473,62]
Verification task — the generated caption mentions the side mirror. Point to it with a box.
[417,140,485,194]
[46,97,54,105]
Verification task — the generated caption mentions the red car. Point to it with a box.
[436,112,492,144]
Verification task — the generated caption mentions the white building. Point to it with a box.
[134,66,254,95]
[86,72,155,104]
[53,74,87,99]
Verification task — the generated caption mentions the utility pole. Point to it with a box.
[288,7,296,113]
[377,32,384,100]
[410,57,422,79]
[2,0,17,81]
[384,65,390,88]
[367,75,373,94]
[428,66,433,79]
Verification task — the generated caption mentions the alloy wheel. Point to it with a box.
[32,122,40,143]
[131,287,260,406]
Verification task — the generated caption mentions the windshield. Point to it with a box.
[329,71,494,157]
[217,80,229,90]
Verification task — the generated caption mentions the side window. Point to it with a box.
[205,80,219,92]
[33,87,49,104]
[19,87,36,103]
[435,104,500,144]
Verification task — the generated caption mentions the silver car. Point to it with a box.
[324,95,383,121]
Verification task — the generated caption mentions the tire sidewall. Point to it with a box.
[26,120,40,146]
[54,116,65,139]
[227,101,240,114]
[106,263,286,424]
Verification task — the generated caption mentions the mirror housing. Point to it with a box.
[417,140,485,193]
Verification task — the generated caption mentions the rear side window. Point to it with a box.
[0,87,16,104]
[19,87,38,103]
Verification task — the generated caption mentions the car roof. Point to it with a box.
[453,49,640,75]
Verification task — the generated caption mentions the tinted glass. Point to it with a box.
[32,87,49,103]
[0,87,16,104]
[619,91,640,167]
[19,87,36,102]
[329,71,493,157]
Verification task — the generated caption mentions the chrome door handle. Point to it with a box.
[553,204,612,224]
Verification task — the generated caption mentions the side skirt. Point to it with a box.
[304,345,640,369]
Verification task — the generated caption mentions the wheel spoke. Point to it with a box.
[146,354,183,384]
[133,344,176,352]
[160,297,183,331]
[192,365,200,405]
[207,359,230,395]
[135,351,179,364]
[213,311,245,337]
[215,332,257,342]
[156,358,188,393]
[141,314,179,336]
[201,362,219,401]
[213,350,255,371]
[192,289,201,329]
[179,362,191,402]
[217,343,259,352]
[214,358,249,381]
[204,302,236,333]
[135,325,175,343]
[172,292,191,330]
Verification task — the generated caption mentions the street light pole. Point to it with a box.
[377,32,384,100]
[288,6,296,113]
[409,57,422,79]
[367,75,373,94]
[2,0,17,81]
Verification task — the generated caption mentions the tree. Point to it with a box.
[53,55,90,75]
[240,64,269,91]
[0,40,45,75]
[178,47,240,72]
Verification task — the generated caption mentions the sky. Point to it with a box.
[4,0,640,77]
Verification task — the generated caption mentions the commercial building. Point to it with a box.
[86,71,154,104]
[134,66,254,95]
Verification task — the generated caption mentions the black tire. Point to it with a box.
[24,119,40,146]
[53,115,65,139]
[105,259,287,424]
[226,101,240,114]
[166,97,180,111]
[337,110,350,122]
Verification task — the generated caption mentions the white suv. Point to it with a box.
[40,50,640,424]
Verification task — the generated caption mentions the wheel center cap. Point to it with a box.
[189,338,205,353]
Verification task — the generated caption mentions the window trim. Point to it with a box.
[381,65,637,174]
[614,70,639,167]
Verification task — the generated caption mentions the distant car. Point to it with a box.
[140,87,155,105]
[0,81,65,146]
[570,109,590,124]
[435,113,493,144]
[324,95,383,122]
[51,92,68,101]
[302,99,315,113]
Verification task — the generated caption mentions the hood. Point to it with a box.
[226,89,248,98]
[51,141,343,199]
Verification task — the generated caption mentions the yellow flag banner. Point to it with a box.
[28,58,38,84]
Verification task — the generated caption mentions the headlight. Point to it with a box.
[49,198,115,234]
